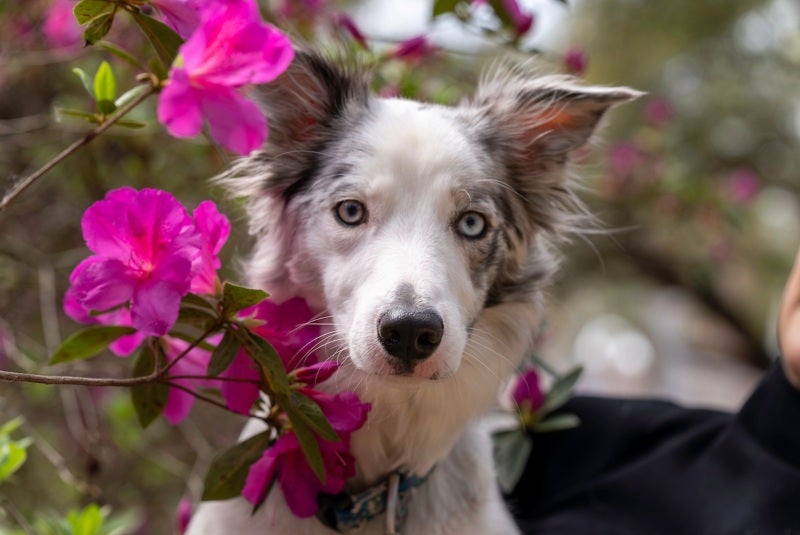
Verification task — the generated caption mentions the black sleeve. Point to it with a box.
[508,362,800,535]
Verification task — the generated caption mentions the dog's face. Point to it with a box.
[229,53,639,381]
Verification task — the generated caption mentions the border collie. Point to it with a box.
[187,50,639,534]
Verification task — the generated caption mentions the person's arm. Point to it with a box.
[778,248,800,389]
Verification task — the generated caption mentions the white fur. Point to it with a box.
[188,59,636,533]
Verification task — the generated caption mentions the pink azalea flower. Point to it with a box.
[190,200,230,295]
[65,188,201,337]
[334,13,368,49]
[471,0,533,35]
[242,389,371,516]
[43,0,81,48]
[157,0,294,155]
[645,96,673,127]
[291,360,338,387]
[512,368,544,412]
[149,0,204,39]
[391,35,437,61]
[220,297,320,414]
[175,498,193,534]
[163,336,221,424]
[726,168,760,203]
[564,46,588,76]
[218,344,262,415]
[607,141,646,179]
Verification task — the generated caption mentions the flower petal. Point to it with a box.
[300,389,371,434]
[277,447,323,517]
[220,350,261,414]
[130,280,183,336]
[292,361,338,387]
[200,87,267,155]
[190,201,230,294]
[158,70,204,139]
[70,257,136,312]
[242,434,293,506]
[165,379,196,424]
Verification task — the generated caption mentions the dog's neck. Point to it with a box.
[320,301,540,490]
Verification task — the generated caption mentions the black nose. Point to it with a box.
[377,308,444,362]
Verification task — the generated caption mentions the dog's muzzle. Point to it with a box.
[377,307,444,362]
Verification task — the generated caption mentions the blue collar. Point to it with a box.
[316,470,431,533]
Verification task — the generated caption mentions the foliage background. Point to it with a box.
[1,0,799,531]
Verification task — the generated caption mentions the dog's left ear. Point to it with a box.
[472,73,642,163]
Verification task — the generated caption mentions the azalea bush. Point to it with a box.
[6,0,789,530]
[1,0,579,530]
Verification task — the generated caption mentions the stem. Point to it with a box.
[0,369,159,387]
[168,374,261,385]
[164,381,262,421]
[161,325,221,375]
[0,82,157,211]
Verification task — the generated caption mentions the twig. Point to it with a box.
[0,82,157,211]
[0,369,159,386]
[164,381,258,420]
[168,374,261,385]
[161,324,222,375]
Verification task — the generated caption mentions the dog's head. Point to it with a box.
[225,52,639,381]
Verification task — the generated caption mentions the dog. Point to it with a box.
[187,50,639,534]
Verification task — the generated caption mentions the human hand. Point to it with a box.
[778,248,800,389]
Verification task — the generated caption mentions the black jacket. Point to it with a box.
[509,363,800,534]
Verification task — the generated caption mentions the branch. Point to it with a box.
[0,369,159,387]
[0,82,158,211]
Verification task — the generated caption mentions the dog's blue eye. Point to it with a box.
[457,211,486,239]
[335,200,367,226]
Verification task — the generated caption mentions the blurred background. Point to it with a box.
[1,0,799,532]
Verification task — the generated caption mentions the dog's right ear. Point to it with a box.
[250,50,371,197]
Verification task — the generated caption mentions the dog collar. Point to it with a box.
[316,470,431,534]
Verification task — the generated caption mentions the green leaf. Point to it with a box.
[235,329,290,395]
[433,0,461,17]
[182,292,219,313]
[221,283,268,318]
[82,9,116,45]
[93,61,116,102]
[130,345,168,428]
[207,329,240,377]
[73,0,112,24]
[531,413,581,433]
[67,504,105,535]
[72,68,95,98]
[114,84,150,108]
[50,325,137,365]
[0,417,24,438]
[543,365,583,412]
[97,41,148,71]
[285,409,326,484]
[0,442,27,482]
[114,119,147,129]
[492,430,532,494]
[96,100,116,115]
[131,12,183,69]
[56,108,100,124]
[201,431,272,501]
[176,305,218,331]
[286,391,338,442]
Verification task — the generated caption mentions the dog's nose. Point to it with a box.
[377,308,444,362]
